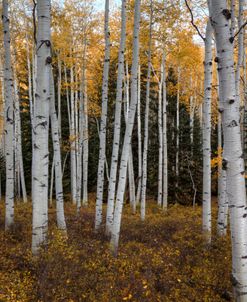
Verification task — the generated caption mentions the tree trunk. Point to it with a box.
[2,0,15,229]
[157,61,163,207]
[140,0,153,221]
[175,67,180,197]
[13,69,27,203]
[32,0,51,254]
[162,52,168,210]
[209,0,247,298]
[202,20,213,242]
[95,0,111,230]
[82,42,89,206]
[136,65,142,204]
[110,0,141,255]
[50,70,67,231]
[106,0,126,235]
[70,65,77,205]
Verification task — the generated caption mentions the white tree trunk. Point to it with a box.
[82,42,89,206]
[83,83,89,206]
[110,0,141,255]
[32,0,51,254]
[106,0,127,235]
[75,71,81,212]
[189,77,195,146]
[13,69,27,203]
[140,0,153,221]
[2,0,15,229]
[209,0,247,298]
[95,0,111,230]
[235,0,244,108]
[70,65,77,205]
[26,35,34,146]
[162,52,168,210]
[57,56,62,134]
[50,70,66,231]
[202,20,213,241]
[157,62,163,207]
[136,65,142,204]
[217,93,228,236]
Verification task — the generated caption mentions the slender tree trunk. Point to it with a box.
[189,77,194,146]
[26,35,34,147]
[49,156,54,206]
[235,0,244,108]
[140,0,153,221]
[217,113,228,236]
[106,0,126,235]
[50,70,66,231]
[202,20,213,242]
[57,56,62,133]
[2,0,15,229]
[70,65,77,205]
[75,70,81,212]
[110,0,141,255]
[162,52,168,210]
[32,0,51,254]
[95,0,111,230]
[209,0,247,298]
[175,67,180,197]
[157,62,163,207]
[82,42,89,206]
[136,65,142,204]
[13,69,27,203]
[83,78,89,206]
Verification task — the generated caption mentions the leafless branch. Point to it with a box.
[233,20,247,41]
[184,0,205,42]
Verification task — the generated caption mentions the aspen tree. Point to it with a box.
[162,52,168,210]
[110,0,141,255]
[106,0,127,235]
[202,21,213,241]
[2,0,15,229]
[95,0,110,230]
[136,65,142,204]
[82,42,89,206]
[209,0,247,298]
[157,62,163,207]
[50,70,67,231]
[141,0,153,221]
[217,113,228,236]
[32,0,51,254]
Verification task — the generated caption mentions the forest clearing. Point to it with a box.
[1,0,247,300]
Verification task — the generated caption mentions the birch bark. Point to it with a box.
[95,0,110,229]
[32,0,51,254]
[202,21,213,241]
[106,0,126,235]
[162,52,168,210]
[2,0,15,229]
[209,0,247,298]
[141,0,153,221]
[157,62,163,207]
[110,0,141,254]
[50,70,66,231]
[136,65,142,204]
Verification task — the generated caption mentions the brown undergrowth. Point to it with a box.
[0,199,232,302]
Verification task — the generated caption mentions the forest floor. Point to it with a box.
[0,198,232,302]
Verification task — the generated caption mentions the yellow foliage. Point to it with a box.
[0,201,232,302]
